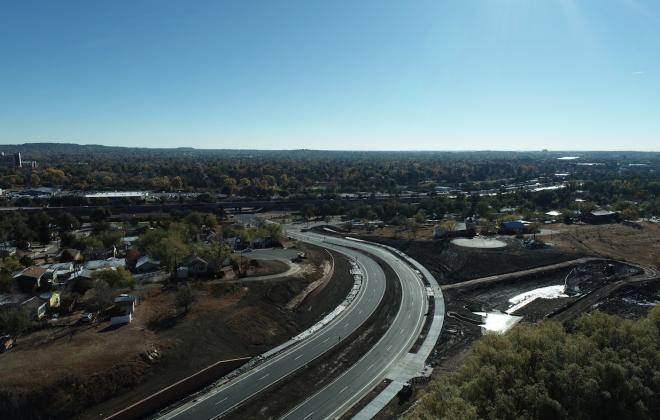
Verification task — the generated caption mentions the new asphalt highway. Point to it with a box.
[158,226,431,420]
[281,230,429,420]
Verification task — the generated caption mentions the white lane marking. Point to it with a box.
[215,397,228,405]
[386,345,392,351]
[322,337,330,343]
[344,323,349,328]
[258,373,270,381]
[303,412,315,420]
[294,354,304,360]
[339,385,348,394]
[367,363,374,371]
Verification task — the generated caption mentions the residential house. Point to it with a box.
[178,254,208,278]
[580,210,619,224]
[42,262,77,285]
[0,243,17,258]
[67,268,96,289]
[21,296,47,320]
[434,221,475,239]
[120,236,139,251]
[499,220,528,235]
[13,266,48,291]
[135,256,160,273]
[367,220,385,229]
[176,266,189,280]
[499,207,518,214]
[224,237,240,251]
[349,219,366,229]
[111,294,137,325]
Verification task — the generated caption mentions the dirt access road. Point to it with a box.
[441,257,601,291]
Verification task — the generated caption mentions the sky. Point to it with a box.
[1,0,659,151]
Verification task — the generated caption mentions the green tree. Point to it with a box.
[18,255,33,267]
[55,212,80,232]
[137,225,190,271]
[0,307,30,337]
[408,307,660,420]
[204,213,218,228]
[1,256,22,273]
[87,280,114,312]
[175,284,197,313]
[193,242,229,271]
[92,268,135,288]
[0,272,12,293]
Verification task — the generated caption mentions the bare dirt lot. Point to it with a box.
[551,221,660,266]
[591,280,659,319]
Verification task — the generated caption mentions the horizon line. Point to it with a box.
[0,142,659,153]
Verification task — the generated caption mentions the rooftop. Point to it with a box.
[84,258,125,271]
[114,294,137,303]
[14,266,47,279]
[591,210,616,216]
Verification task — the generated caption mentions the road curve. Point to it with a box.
[157,226,436,420]
[281,229,430,420]
[158,235,388,420]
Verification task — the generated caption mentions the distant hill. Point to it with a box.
[1,143,658,162]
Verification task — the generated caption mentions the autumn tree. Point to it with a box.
[171,175,183,190]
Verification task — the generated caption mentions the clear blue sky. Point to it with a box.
[1,1,659,150]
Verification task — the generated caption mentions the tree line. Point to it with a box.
[408,307,660,420]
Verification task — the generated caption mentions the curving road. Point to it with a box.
[281,230,430,419]
[157,225,440,420]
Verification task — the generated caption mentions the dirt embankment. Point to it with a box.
[591,280,659,319]
[226,251,402,420]
[245,259,290,278]
[352,235,583,285]
[310,225,583,285]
